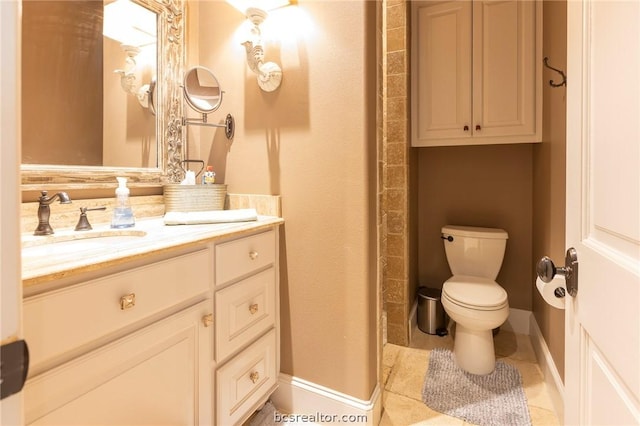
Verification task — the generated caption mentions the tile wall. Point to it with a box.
[380,0,414,346]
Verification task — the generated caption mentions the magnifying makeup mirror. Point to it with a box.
[184,66,222,113]
[182,66,234,139]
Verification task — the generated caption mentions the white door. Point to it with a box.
[0,0,25,423]
[565,1,640,424]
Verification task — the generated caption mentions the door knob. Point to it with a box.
[536,248,579,297]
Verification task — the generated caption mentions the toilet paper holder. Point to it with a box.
[536,247,579,297]
[553,287,566,298]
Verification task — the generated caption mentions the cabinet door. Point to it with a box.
[24,301,213,425]
[411,0,472,145]
[411,0,541,147]
[472,0,539,141]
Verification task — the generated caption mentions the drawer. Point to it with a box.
[24,247,212,374]
[216,329,277,426]
[215,230,275,286]
[215,268,276,362]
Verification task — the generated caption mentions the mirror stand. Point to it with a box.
[182,113,235,140]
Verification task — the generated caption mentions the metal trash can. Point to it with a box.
[417,287,447,335]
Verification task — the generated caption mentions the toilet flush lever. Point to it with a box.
[536,248,578,297]
[441,235,453,242]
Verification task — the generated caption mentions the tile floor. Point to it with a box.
[381,326,561,425]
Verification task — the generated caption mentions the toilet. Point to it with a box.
[440,225,509,375]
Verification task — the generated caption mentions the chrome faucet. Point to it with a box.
[34,190,71,235]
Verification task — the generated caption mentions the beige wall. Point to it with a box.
[21,1,155,168]
[191,1,378,401]
[532,0,567,380]
[103,39,156,168]
[416,144,534,310]
[22,1,103,166]
[102,37,158,167]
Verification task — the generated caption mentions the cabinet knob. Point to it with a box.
[463,125,469,131]
[249,371,260,384]
[475,124,482,131]
[120,293,136,310]
[249,250,259,260]
[249,303,259,315]
[202,313,214,327]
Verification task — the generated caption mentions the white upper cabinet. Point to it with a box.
[411,0,542,147]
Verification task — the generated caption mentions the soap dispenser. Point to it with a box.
[111,177,135,228]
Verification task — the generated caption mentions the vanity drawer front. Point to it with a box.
[215,267,276,362]
[215,230,275,286]
[24,247,212,374]
[216,329,277,426]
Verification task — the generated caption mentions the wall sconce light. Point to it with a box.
[103,0,157,110]
[227,0,292,92]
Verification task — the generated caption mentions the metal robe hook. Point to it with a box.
[543,57,567,88]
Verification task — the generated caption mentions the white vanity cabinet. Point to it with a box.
[22,246,215,425]
[411,0,541,147]
[21,220,283,426]
[213,229,279,426]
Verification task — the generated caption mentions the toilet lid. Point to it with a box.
[443,276,508,309]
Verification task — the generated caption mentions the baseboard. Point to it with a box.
[408,298,418,344]
[529,316,565,422]
[271,374,381,425]
[412,304,530,342]
[501,308,533,335]
[502,309,564,420]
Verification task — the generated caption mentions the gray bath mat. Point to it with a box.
[422,348,532,426]
[247,400,278,426]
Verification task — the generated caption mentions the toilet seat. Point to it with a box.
[442,276,508,311]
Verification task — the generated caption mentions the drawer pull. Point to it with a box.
[249,250,259,260]
[249,303,259,315]
[249,371,260,384]
[202,313,214,327]
[119,293,136,310]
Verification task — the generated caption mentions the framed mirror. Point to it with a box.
[20,0,185,189]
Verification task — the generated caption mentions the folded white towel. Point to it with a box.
[164,208,258,225]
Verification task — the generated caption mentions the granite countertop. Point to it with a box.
[22,215,284,289]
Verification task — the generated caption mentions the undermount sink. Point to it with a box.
[22,229,148,259]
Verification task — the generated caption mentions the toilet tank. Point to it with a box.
[441,225,508,280]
